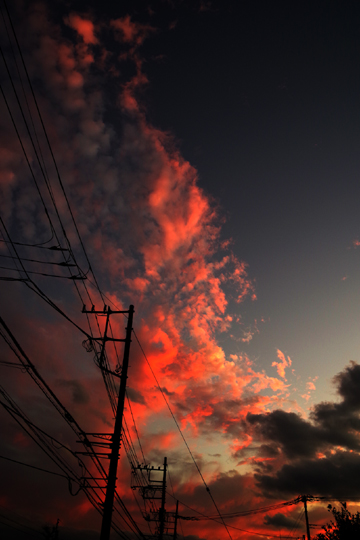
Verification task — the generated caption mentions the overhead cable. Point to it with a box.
[133,329,233,540]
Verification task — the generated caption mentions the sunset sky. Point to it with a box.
[1,1,360,539]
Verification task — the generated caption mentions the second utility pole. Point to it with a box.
[302,495,311,540]
[100,304,134,540]
[159,456,167,540]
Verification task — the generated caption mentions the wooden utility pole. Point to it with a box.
[84,304,135,540]
[302,496,311,540]
[173,500,179,540]
[159,456,167,540]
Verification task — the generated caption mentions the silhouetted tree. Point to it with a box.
[314,503,360,540]
[42,518,60,539]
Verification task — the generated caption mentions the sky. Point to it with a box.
[1,0,360,539]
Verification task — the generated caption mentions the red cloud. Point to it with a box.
[65,14,98,44]
[111,15,154,46]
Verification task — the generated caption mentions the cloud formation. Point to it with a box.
[247,362,360,499]
[272,349,292,379]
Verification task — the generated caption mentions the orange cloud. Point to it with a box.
[272,349,292,379]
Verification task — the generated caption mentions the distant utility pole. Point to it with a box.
[302,495,311,540]
[159,456,167,540]
[132,457,170,538]
[173,500,179,540]
[83,304,134,540]
[54,518,60,540]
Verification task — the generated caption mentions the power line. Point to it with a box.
[0,7,149,538]
[0,252,76,266]
[165,492,303,539]
[288,508,305,539]
[126,390,147,465]
[0,516,42,539]
[2,0,107,300]
[0,3,109,365]
[0,264,85,279]
[1,33,119,429]
[133,329,233,540]
[0,238,63,248]
[193,497,303,519]
[0,323,145,538]
[167,466,186,538]
[0,454,69,479]
[1,0,138,433]
[0,228,148,536]
[0,385,144,538]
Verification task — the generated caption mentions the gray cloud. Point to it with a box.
[247,362,360,460]
[256,450,360,499]
[263,512,302,530]
[246,363,360,498]
[127,386,146,405]
[247,409,321,459]
[57,379,89,404]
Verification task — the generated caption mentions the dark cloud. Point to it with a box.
[160,386,176,396]
[263,512,302,530]
[245,363,360,499]
[255,450,360,499]
[259,444,280,458]
[181,469,252,513]
[57,379,89,404]
[247,363,360,460]
[253,461,274,474]
[127,386,146,404]
[247,409,321,459]
[310,363,360,444]
[334,361,360,408]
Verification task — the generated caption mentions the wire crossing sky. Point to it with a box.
[1,1,360,539]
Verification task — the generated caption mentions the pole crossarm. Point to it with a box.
[82,305,130,315]
[91,337,126,342]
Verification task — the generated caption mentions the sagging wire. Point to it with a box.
[133,328,233,540]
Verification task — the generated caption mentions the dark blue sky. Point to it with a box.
[126,0,360,397]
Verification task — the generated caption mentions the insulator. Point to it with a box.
[65,411,75,422]
[82,338,94,352]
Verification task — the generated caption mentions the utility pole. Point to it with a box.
[132,458,171,538]
[173,500,179,540]
[54,518,60,540]
[83,304,134,540]
[302,495,311,540]
[159,456,167,540]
